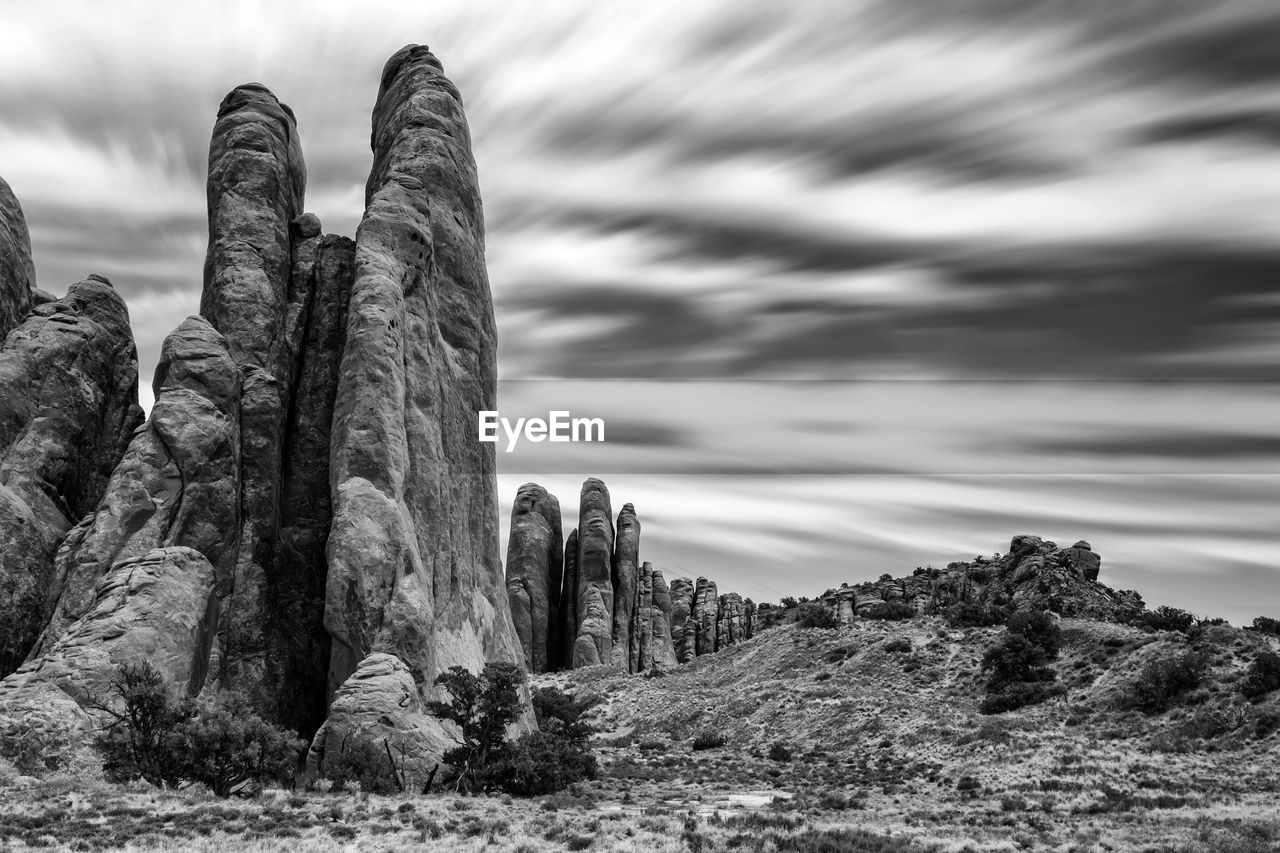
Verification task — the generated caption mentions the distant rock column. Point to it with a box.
[323,46,530,743]
[649,567,678,668]
[693,578,718,657]
[611,503,641,671]
[635,563,654,671]
[669,577,696,664]
[571,478,615,667]
[201,82,307,698]
[743,599,756,639]
[504,483,563,673]
[715,593,745,650]
[0,277,143,676]
[0,175,35,339]
[559,529,580,668]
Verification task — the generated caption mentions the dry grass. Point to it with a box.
[2,616,1278,851]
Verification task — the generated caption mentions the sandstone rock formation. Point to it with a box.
[0,275,143,677]
[559,528,579,666]
[571,479,615,667]
[694,578,719,656]
[504,484,564,673]
[35,317,240,652]
[306,653,444,792]
[0,175,35,340]
[323,44,531,738]
[0,547,218,750]
[647,564,679,669]
[611,503,641,670]
[669,577,696,664]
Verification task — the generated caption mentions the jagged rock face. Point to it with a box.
[669,578,696,664]
[264,222,355,736]
[0,175,35,340]
[649,567,678,668]
[693,578,719,656]
[324,45,529,737]
[306,653,445,792]
[744,599,756,640]
[1065,540,1101,583]
[611,503,640,670]
[559,528,579,668]
[35,317,240,653]
[0,547,219,751]
[201,82,309,700]
[0,277,142,676]
[572,478,615,668]
[504,484,563,674]
[634,563,654,671]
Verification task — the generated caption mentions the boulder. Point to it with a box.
[1065,541,1102,582]
[307,653,446,792]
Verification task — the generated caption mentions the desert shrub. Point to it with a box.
[0,717,77,775]
[174,693,305,796]
[428,671,597,796]
[863,602,915,621]
[1242,652,1280,699]
[1139,606,1197,633]
[779,597,797,609]
[322,739,402,794]
[426,662,525,792]
[796,603,839,629]
[89,662,197,788]
[1249,616,1280,636]
[979,681,1066,714]
[944,602,1009,628]
[767,741,793,762]
[1126,651,1209,714]
[691,730,726,751]
[956,775,979,792]
[89,662,302,795]
[1007,611,1061,658]
[882,638,912,654]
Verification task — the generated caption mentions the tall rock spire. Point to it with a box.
[505,483,564,673]
[323,45,530,748]
[571,478,615,667]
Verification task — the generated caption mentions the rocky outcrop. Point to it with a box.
[306,653,444,792]
[716,593,746,650]
[0,175,35,340]
[818,534,1139,623]
[693,578,719,656]
[669,578,696,664]
[571,479,615,668]
[35,317,240,652]
[0,277,142,676]
[323,45,530,740]
[505,484,563,673]
[611,503,641,670]
[0,547,218,750]
[649,566,678,669]
[634,563,654,671]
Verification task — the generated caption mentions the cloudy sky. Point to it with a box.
[3,1,1278,623]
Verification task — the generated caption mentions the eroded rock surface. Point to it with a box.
[0,277,142,676]
[324,45,529,740]
[505,484,563,673]
[571,479,615,668]
[0,175,35,340]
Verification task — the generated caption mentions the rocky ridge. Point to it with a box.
[505,478,756,674]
